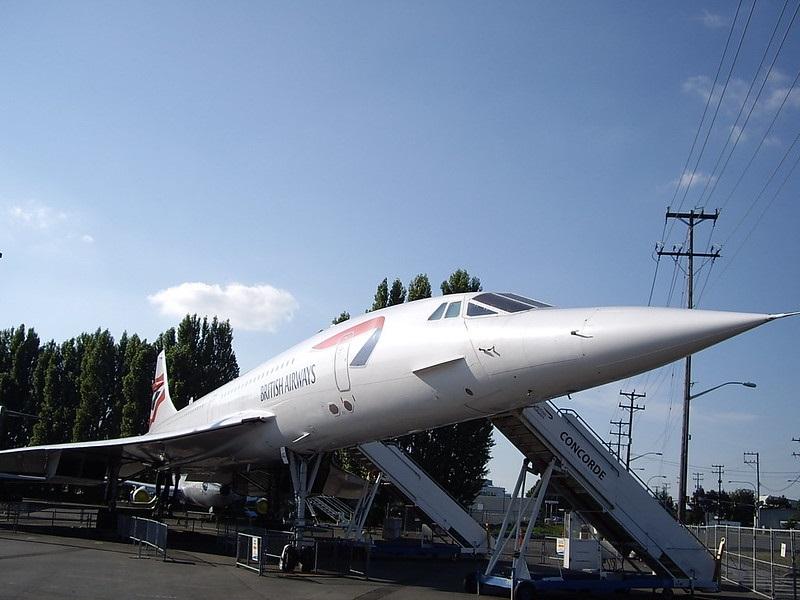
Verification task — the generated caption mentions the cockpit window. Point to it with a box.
[471,292,550,312]
[467,303,497,317]
[499,293,551,308]
[444,301,462,318]
[472,293,535,313]
[428,302,447,320]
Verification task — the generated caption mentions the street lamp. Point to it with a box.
[631,452,663,462]
[729,480,760,528]
[689,381,757,401]
[647,474,667,488]
[677,380,757,523]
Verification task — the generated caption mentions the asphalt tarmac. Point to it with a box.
[0,527,763,600]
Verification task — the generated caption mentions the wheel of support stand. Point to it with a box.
[299,546,315,573]
[514,580,536,600]
[463,572,478,594]
[279,544,298,572]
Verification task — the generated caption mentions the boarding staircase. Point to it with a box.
[306,495,354,525]
[492,402,718,590]
[357,441,492,553]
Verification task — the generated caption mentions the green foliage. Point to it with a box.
[332,311,351,325]
[407,274,432,301]
[0,325,40,447]
[394,420,494,505]
[370,278,389,312]
[120,335,157,437]
[158,315,239,410]
[73,329,117,441]
[0,314,239,447]
[441,269,481,295]
[388,279,406,306]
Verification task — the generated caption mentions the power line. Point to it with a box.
[700,0,797,210]
[719,60,800,213]
[710,132,800,287]
[619,390,646,469]
[664,0,744,242]
[670,0,756,244]
[671,0,758,220]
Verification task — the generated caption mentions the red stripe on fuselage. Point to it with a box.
[152,374,164,392]
[149,389,166,425]
[313,316,385,350]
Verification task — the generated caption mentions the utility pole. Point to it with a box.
[658,208,720,522]
[744,452,761,528]
[610,420,627,461]
[712,464,725,520]
[792,437,800,458]
[619,390,646,470]
[693,471,704,492]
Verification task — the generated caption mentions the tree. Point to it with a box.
[73,329,117,441]
[332,311,350,324]
[729,488,756,526]
[441,269,481,295]
[388,279,406,307]
[119,335,157,437]
[0,325,41,447]
[370,278,389,312]
[407,274,432,301]
[157,315,239,409]
[656,488,676,515]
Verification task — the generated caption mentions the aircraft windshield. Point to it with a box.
[471,293,550,313]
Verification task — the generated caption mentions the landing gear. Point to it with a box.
[283,448,324,572]
[153,470,180,517]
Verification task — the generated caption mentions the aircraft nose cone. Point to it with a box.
[579,307,780,385]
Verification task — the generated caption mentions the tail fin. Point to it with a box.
[149,350,178,432]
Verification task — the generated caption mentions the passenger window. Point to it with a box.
[467,303,497,317]
[428,303,447,320]
[444,301,462,318]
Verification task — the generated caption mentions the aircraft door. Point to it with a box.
[334,333,353,392]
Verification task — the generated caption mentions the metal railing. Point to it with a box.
[235,532,265,575]
[0,502,96,531]
[234,532,371,579]
[118,515,168,560]
[690,525,799,600]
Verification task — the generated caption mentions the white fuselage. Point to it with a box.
[147,292,779,473]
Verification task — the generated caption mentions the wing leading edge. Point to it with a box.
[0,410,275,484]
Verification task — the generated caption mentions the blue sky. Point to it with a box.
[1,2,799,499]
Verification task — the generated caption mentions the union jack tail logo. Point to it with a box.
[150,374,166,425]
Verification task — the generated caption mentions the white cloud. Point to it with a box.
[148,282,298,332]
[696,9,726,29]
[671,171,716,190]
[8,202,67,230]
[729,124,747,143]
[81,234,94,243]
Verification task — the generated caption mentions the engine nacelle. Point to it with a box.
[131,486,153,504]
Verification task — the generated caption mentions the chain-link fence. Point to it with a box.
[690,525,800,599]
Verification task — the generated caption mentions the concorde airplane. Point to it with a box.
[0,292,795,527]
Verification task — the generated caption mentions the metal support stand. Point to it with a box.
[484,458,556,580]
[286,449,323,546]
[345,472,382,541]
[104,462,120,511]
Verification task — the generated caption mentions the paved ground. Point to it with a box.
[0,526,763,600]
